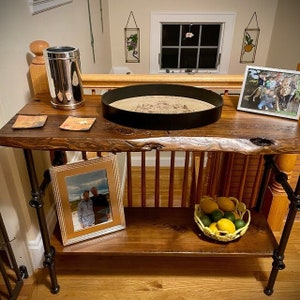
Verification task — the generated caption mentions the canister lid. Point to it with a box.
[45,46,79,59]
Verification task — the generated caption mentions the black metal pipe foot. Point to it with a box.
[264,287,273,296]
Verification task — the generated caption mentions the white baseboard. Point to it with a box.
[27,205,57,270]
[130,152,187,167]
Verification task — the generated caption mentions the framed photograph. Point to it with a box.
[50,155,126,246]
[237,66,300,120]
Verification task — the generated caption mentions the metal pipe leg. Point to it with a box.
[264,173,300,295]
[24,149,60,294]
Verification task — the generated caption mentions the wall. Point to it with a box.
[108,0,279,75]
[0,0,112,274]
[266,0,300,70]
[108,0,300,74]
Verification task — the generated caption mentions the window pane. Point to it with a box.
[201,25,220,46]
[198,48,218,69]
[161,48,179,68]
[162,25,180,46]
[181,24,200,46]
[180,48,198,69]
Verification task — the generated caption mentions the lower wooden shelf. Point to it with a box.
[51,207,278,257]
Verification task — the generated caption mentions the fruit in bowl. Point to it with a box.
[194,196,251,242]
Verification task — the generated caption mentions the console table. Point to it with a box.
[0,81,299,296]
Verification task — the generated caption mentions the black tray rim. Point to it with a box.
[101,83,223,130]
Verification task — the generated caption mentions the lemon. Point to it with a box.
[217,218,236,234]
[209,222,219,234]
[200,214,212,227]
[200,198,219,214]
[234,219,246,230]
[217,197,236,212]
[211,209,224,222]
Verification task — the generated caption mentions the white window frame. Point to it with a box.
[150,12,235,74]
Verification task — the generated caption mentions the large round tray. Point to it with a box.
[101,83,223,130]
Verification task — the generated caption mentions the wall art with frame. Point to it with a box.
[50,155,126,246]
[237,66,300,120]
[124,11,140,63]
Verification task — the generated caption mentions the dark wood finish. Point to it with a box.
[51,207,278,257]
[0,94,299,154]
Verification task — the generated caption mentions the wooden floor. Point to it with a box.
[12,219,299,300]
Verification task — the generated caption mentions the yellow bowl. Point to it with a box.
[194,197,251,242]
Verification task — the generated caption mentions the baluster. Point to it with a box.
[126,152,133,207]
[155,150,160,207]
[181,151,190,207]
[249,155,265,207]
[168,151,176,207]
[237,155,250,201]
[141,152,146,207]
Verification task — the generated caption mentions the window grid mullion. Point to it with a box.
[196,25,202,71]
[160,22,221,71]
[177,25,183,68]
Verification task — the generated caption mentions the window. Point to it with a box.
[150,12,235,74]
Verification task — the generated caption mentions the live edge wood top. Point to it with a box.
[0,94,299,154]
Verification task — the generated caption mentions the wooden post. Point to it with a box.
[263,63,300,232]
[262,154,298,232]
[29,40,50,97]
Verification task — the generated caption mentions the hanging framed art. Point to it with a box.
[124,11,140,63]
[240,12,260,63]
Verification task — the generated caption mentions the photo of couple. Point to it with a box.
[65,168,112,232]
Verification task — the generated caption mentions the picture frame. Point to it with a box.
[125,28,140,63]
[237,66,300,120]
[240,12,260,63]
[50,155,126,246]
[124,11,140,63]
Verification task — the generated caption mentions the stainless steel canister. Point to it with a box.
[44,46,84,109]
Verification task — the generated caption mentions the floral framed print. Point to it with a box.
[124,11,140,63]
[50,154,126,246]
[237,66,300,120]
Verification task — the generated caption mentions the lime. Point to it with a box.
[224,211,236,222]
[211,209,224,222]
[234,219,246,230]
[200,214,212,227]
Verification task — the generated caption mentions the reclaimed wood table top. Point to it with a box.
[0,94,299,154]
